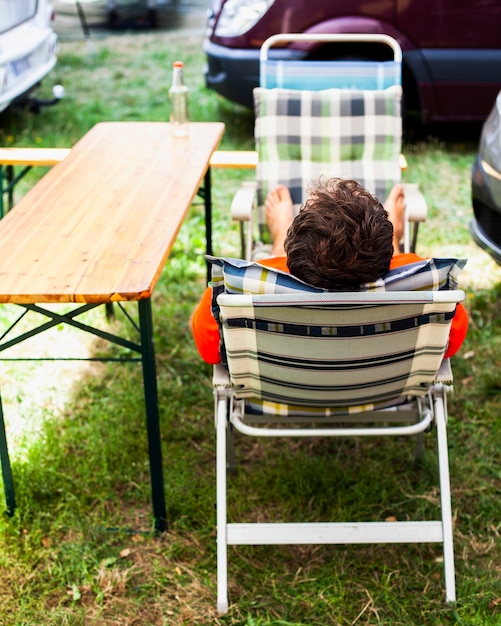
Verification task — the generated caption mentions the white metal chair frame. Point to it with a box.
[213,290,462,613]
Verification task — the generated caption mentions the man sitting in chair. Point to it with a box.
[192,178,468,364]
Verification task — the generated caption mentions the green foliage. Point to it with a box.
[0,22,499,626]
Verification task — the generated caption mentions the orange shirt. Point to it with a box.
[191,254,468,364]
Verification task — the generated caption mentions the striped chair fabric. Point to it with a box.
[209,255,466,416]
[260,59,401,92]
[217,291,462,417]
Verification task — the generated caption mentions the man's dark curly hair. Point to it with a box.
[284,178,394,290]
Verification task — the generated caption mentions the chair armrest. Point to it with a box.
[435,359,453,385]
[230,181,257,221]
[403,183,427,223]
[400,183,428,253]
[213,363,231,386]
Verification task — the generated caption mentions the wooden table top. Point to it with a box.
[0,121,224,304]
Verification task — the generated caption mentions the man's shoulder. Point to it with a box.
[390,252,424,269]
[258,256,289,272]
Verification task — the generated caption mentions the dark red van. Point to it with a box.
[203,0,501,124]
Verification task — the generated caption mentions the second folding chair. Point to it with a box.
[230,33,427,260]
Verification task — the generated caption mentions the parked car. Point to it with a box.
[0,0,61,114]
[203,0,501,124]
[470,90,501,265]
[106,0,159,29]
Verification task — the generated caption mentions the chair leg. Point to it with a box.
[413,399,431,463]
[216,396,229,613]
[226,413,238,475]
[239,222,246,260]
[413,431,425,462]
[0,393,15,516]
[434,391,456,603]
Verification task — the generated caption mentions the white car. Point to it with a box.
[0,0,61,113]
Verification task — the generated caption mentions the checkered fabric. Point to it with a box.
[253,85,403,225]
[208,255,466,302]
[218,291,462,416]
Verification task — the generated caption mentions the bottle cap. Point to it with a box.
[173,61,183,68]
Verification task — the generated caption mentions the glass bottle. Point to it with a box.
[169,61,189,138]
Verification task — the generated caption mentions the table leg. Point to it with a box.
[138,298,167,533]
[204,168,212,282]
[0,166,4,219]
[0,165,15,218]
[0,393,15,516]
[7,165,14,212]
[0,165,33,218]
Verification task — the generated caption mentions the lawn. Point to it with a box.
[0,24,500,626]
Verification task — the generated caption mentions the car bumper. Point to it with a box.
[204,39,304,108]
[203,40,261,108]
[0,31,58,113]
[469,219,501,266]
[471,154,501,266]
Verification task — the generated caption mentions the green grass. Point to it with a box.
[0,28,500,625]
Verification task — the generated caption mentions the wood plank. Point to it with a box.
[0,122,224,304]
[0,148,71,166]
[210,150,257,169]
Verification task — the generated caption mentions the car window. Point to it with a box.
[0,0,38,34]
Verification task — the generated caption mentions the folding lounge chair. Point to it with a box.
[231,33,427,260]
[211,256,465,613]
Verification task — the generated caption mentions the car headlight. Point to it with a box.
[214,0,275,37]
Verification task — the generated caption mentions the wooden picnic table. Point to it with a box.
[0,121,224,532]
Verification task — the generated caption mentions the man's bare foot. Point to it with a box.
[265,184,294,256]
[385,184,406,254]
